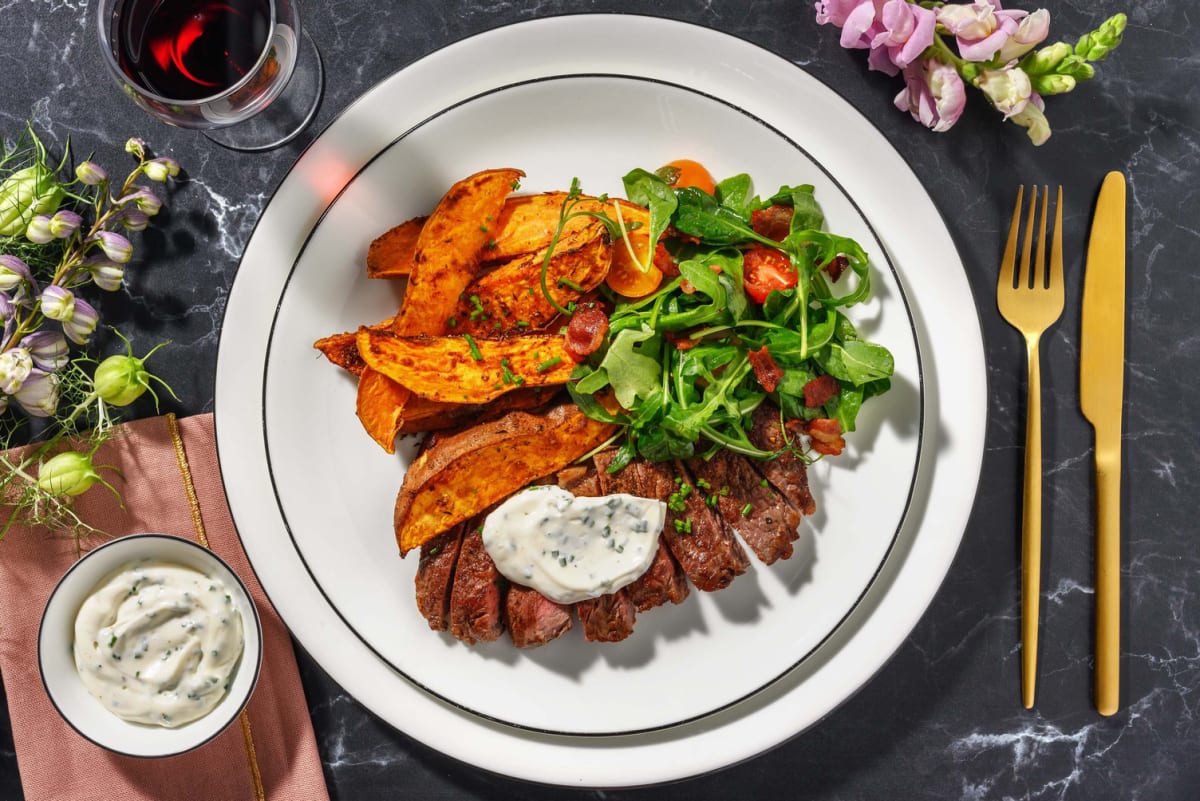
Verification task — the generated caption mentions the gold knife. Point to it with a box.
[1080,171,1126,716]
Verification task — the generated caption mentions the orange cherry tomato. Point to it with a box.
[605,200,665,298]
[658,159,716,195]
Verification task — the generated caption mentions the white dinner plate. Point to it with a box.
[216,14,986,785]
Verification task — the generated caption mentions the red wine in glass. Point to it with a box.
[99,0,323,150]
[115,0,272,101]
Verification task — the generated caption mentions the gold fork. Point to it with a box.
[996,185,1064,709]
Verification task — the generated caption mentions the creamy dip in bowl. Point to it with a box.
[39,534,262,757]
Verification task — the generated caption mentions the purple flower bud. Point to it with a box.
[0,255,32,291]
[75,161,109,186]
[22,330,69,371]
[93,230,133,263]
[0,293,13,322]
[0,347,33,394]
[126,188,162,216]
[143,158,179,182]
[120,208,150,232]
[40,285,75,322]
[49,210,82,239]
[26,214,55,245]
[87,259,124,292]
[14,368,59,417]
[125,137,147,158]
[63,297,99,345]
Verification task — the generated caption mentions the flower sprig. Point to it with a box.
[814,1,1127,144]
[0,127,178,546]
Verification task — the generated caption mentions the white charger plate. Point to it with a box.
[216,14,986,785]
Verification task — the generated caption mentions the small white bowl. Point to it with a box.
[38,533,263,757]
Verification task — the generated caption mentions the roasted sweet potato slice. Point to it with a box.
[356,368,414,452]
[394,403,618,554]
[392,167,525,337]
[394,387,558,434]
[367,216,427,279]
[455,220,611,335]
[357,329,575,404]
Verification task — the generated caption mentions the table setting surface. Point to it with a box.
[1,0,1197,799]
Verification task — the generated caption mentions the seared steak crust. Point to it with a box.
[576,591,638,642]
[748,405,817,516]
[414,525,466,630]
[624,540,690,611]
[448,524,506,644]
[685,449,801,565]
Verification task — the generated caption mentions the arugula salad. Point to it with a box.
[561,163,896,473]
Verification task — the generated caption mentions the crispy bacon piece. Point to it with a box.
[822,254,849,282]
[751,204,793,242]
[807,418,845,456]
[803,374,840,408]
[564,304,609,358]
[748,346,784,393]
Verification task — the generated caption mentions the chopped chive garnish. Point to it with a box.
[462,333,483,361]
[536,356,563,373]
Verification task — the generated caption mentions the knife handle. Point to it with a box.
[1095,438,1121,716]
[1021,334,1043,709]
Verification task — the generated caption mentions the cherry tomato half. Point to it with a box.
[742,246,797,304]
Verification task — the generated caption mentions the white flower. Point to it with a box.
[14,368,59,417]
[40,285,75,322]
[978,66,1033,119]
[0,347,33,393]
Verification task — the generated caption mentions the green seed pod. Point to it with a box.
[93,353,151,406]
[36,451,101,497]
[0,165,65,236]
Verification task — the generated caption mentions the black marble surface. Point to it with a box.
[2,1,1197,799]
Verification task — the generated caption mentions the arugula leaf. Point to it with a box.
[581,325,662,409]
[815,340,894,385]
[673,187,760,245]
[622,168,677,269]
[715,173,754,217]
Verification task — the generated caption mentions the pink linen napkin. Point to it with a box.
[0,413,330,801]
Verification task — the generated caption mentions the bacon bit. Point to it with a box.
[822,254,849,282]
[564,305,609,359]
[664,331,699,350]
[803,374,840,407]
[807,418,845,456]
[747,346,784,393]
[679,278,696,294]
[666,226,700,246]
[751,205,793,242]
[653,241,679,277]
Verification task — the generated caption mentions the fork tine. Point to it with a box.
[1035,185,1049,289]
[1049,186,1064,291]
[1000,185,1025,291]
[1020,185,1038,289]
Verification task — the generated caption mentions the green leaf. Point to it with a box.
[622,168,677,263]
[673,187,760,245]
[715,173,754,218]
[592,325,662,409]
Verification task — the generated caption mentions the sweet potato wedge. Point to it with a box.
[395,387,559,434]
[356,368,414,453]
[357,329,575,404]
[394,403,618,554]
[455,219,611,335]
[367,216,426,279]
[393,167,525,337]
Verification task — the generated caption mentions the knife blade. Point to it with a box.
[1080,171,1126,716]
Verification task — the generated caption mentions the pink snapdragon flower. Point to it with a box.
[936,1,1028,62]
[894,59,967,133]
[997,9,1050,62]
[868,0,937,76]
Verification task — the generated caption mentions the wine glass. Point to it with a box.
[96,0,324,152]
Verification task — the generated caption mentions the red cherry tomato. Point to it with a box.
[742,247,797,304]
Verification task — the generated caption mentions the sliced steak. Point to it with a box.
[505,584,573,648]
[624,540,690,611]
[575,592,637,642]
[749,404,817,516]
[414,524,466,631]
[556,463,603,497]
[685,450,800,565]
[448,523,506,644]
[594,451,748,592]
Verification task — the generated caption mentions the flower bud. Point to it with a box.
[0,293,13,322]
[14,368,59,416]
[125,138,147,158]
[93,352,151,406]
[0,255,32,291]
[86,259,124,292]
[128,188,162,216]
[119,208,150,232]
[1011,95,1051,145]
[36,450,101,497]
[26,214,55,244]
[63,297,99,345]
[0,164,64,236]
[93,230,133,263]
[0,347,33,393]
[49,210,82,239]
[143,158,180,182]
[1023,42,1072,75]
[40,285,75,322]
[75,161,109,186]
[1077,13,1126,62]
[1033,73,1077,95]
[22,330,68,371]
